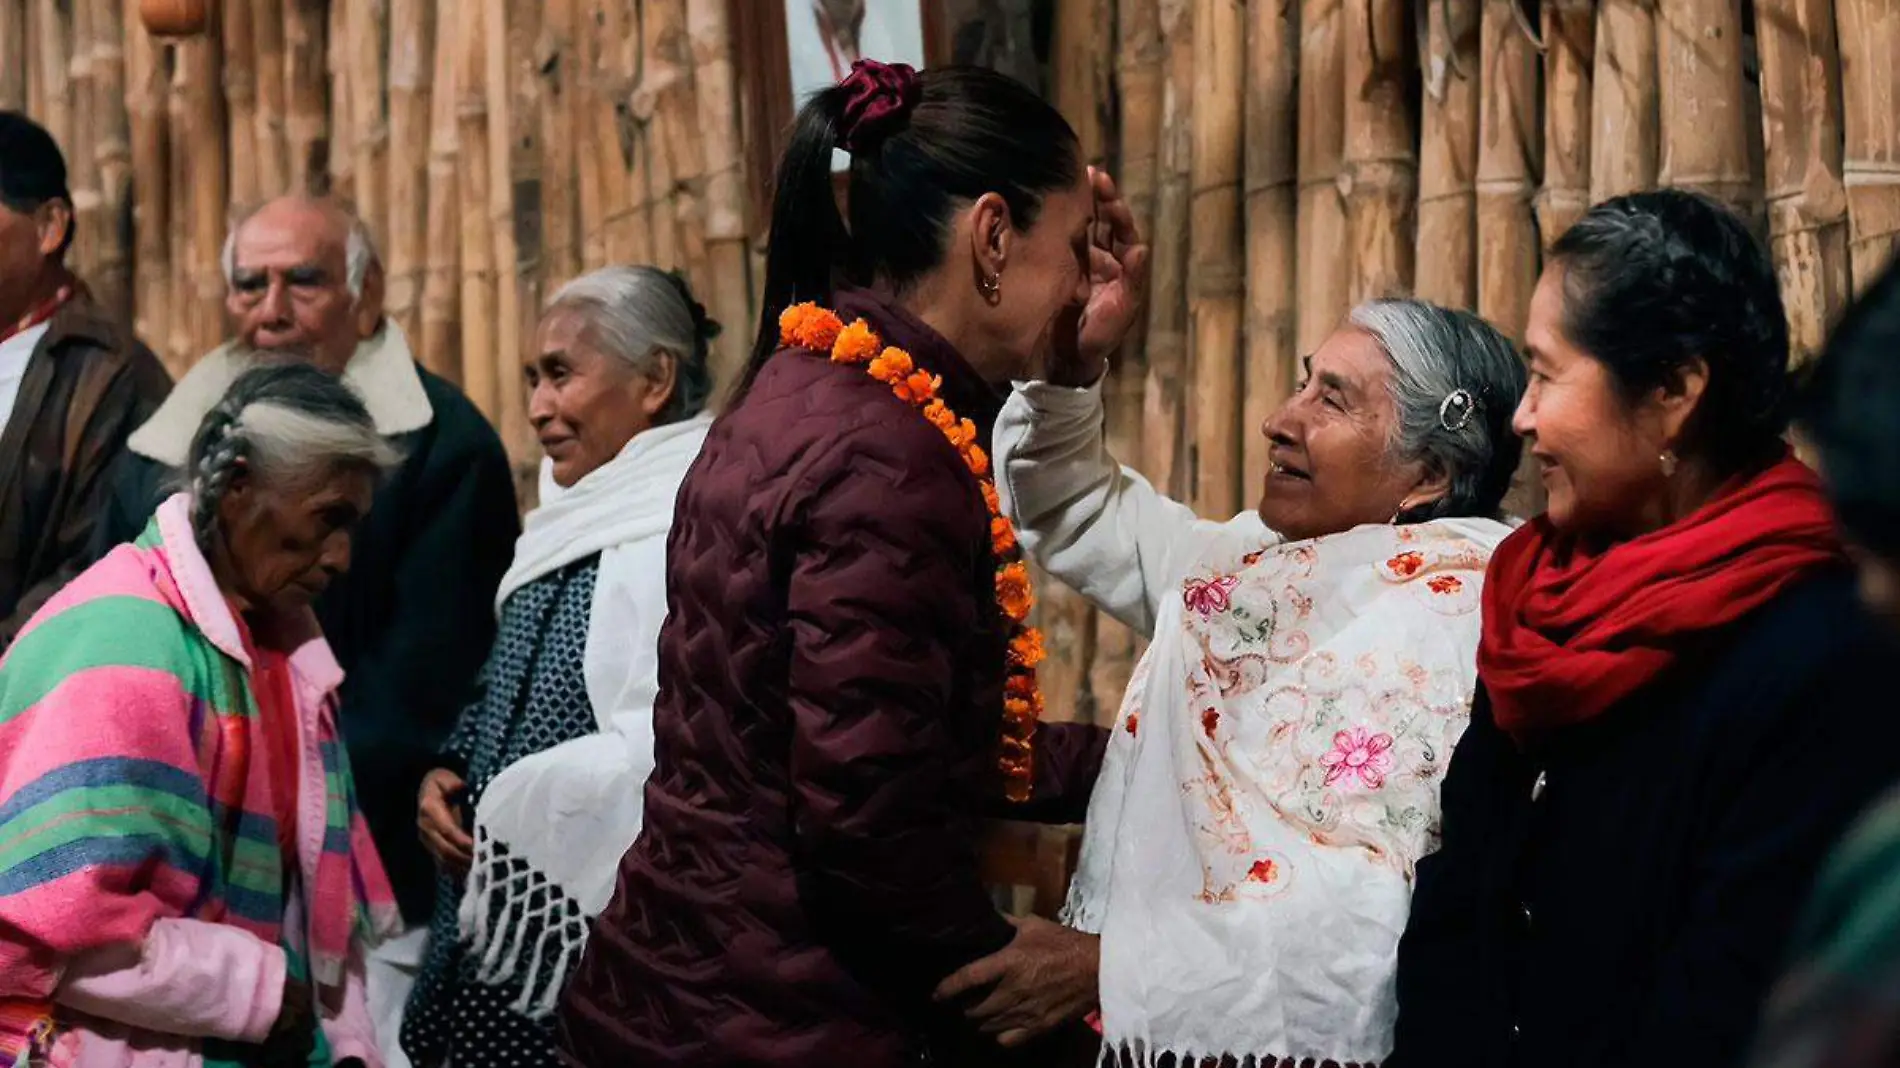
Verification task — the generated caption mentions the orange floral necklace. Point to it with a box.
[780,302,1042,802]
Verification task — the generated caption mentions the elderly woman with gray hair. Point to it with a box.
[934,299,1526,1066]
[0,362,401,1068]
[400,266,716,1068]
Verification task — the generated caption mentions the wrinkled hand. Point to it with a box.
[1049,167,1151,387]
[933,915,1100,1048]
[417,767,473,873]
[259,974,315,1068]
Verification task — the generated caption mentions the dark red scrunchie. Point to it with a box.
[838,59,920,154]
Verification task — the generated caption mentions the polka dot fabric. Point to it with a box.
[402,556,600,1068]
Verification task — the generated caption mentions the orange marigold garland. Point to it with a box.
[779,301,1041,802]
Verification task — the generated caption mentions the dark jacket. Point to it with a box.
[0,294,169,645]
[1391,569,1900,1068]
[91,351,519,923]
[556,289,1104,1068]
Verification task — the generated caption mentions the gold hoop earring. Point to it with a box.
[978,274,1001,303]
[1659,449,1679,478]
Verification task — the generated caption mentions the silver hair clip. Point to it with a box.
[1439,388,1478,433]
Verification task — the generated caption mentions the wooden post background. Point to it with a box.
[8,0,1900,730]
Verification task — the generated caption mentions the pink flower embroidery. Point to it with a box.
[1427,575,1464,595]
[1124,712,1140,737]
[1202,708,1221,739]
[1182,575,1241,617]
[1246,859,1278,884]
[1387,551,1425,578]
[1320,727,1397,789]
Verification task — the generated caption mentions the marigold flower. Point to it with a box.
[831,320,881,364]
[982,482,1002,516]
[1005,696,1034,722]
[866,346,915,384]
[996,562,1034,622]
[779,303,843,351]
[1005,672,1037,699]
[924,399,958,433]
[991,516,1018,556]
[963,444,990,478]
[894,371,941,405]
[1008,629,1046,668]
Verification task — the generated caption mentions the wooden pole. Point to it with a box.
[31,0,72,152]
[349,0,390,245]
[1295,0,1348,354]
[1755,0,1850,363]
[1657,0,1757,221]
[285,0,329,191]
[485,0,529,460]
[177,36,225,360]
[91,0,130,319]
[421,0,462,383]
[327,0,354,203]
[1836,0,1900,291]
[1090,0,1160,722]
[123,0,167,348]
[687,0,753,397]
[1416,0,1480,308]
[650,0,706,283]
[1538,0,1594,248]
[1477,0,1541,345]
[223,0,261,209]
[66,0,96,282]
[457,0,498,420]
[1188,0,1244,519]
[165,37,190,370]
[1242,0,1295,494]
[252,0,290,195]
[386,0,434,342]
[1590,0,1658,202]
[1140,0,1192,500]
[574,1,609,270]
[0,0,24,111]
[1341,0,1416,303]
[639,0,684,271]
[538,0,580,286]
[1053,0,1109,158]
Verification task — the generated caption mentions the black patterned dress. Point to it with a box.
[401,555,601,1068]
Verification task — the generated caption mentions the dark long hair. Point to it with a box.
[733,67,1081,404]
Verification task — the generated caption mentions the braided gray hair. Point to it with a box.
[186,362,402,549]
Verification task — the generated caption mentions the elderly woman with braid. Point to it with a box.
[0,361,402,1068]
[933,300,1527,1066]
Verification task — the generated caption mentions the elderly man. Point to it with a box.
[0,112,169,646]
[93,194,520,1065]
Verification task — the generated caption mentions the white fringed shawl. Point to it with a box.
[457,413,711,1017]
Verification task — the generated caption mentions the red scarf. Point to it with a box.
[1479,453,1844,746]
[0,275,81,346]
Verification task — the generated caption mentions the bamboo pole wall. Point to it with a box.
[14,0,755,474]
[12,0,1900,732]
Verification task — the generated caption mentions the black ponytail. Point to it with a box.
[730,66,1081,407]
[737,88,852,403]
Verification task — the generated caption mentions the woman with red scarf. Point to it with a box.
[1390,190,1900,1068]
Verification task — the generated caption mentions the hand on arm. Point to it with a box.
[934,915,1101,1048]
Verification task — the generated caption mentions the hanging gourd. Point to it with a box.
[138,0,212,38]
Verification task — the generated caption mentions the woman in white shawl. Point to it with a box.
[400,266,715,1068]
[937,300,1526,1067]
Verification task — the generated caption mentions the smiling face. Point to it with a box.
[1516,265,1686,536]
[216,463,376,613]
[526,308,676,487]
[1257,326,1433,541]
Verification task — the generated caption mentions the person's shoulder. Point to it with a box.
[736,348,970,467]
[408,362,508,457]
[3,544,193,681]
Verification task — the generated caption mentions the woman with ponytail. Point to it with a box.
[557,61,1147,1067]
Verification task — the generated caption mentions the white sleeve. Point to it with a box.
[994,379,1270,637]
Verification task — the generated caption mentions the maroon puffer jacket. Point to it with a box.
[556,289,1105,1067]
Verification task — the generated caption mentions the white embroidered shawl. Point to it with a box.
[994,380,1509,1066]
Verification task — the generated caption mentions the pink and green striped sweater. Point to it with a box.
[0,494,399,1067]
